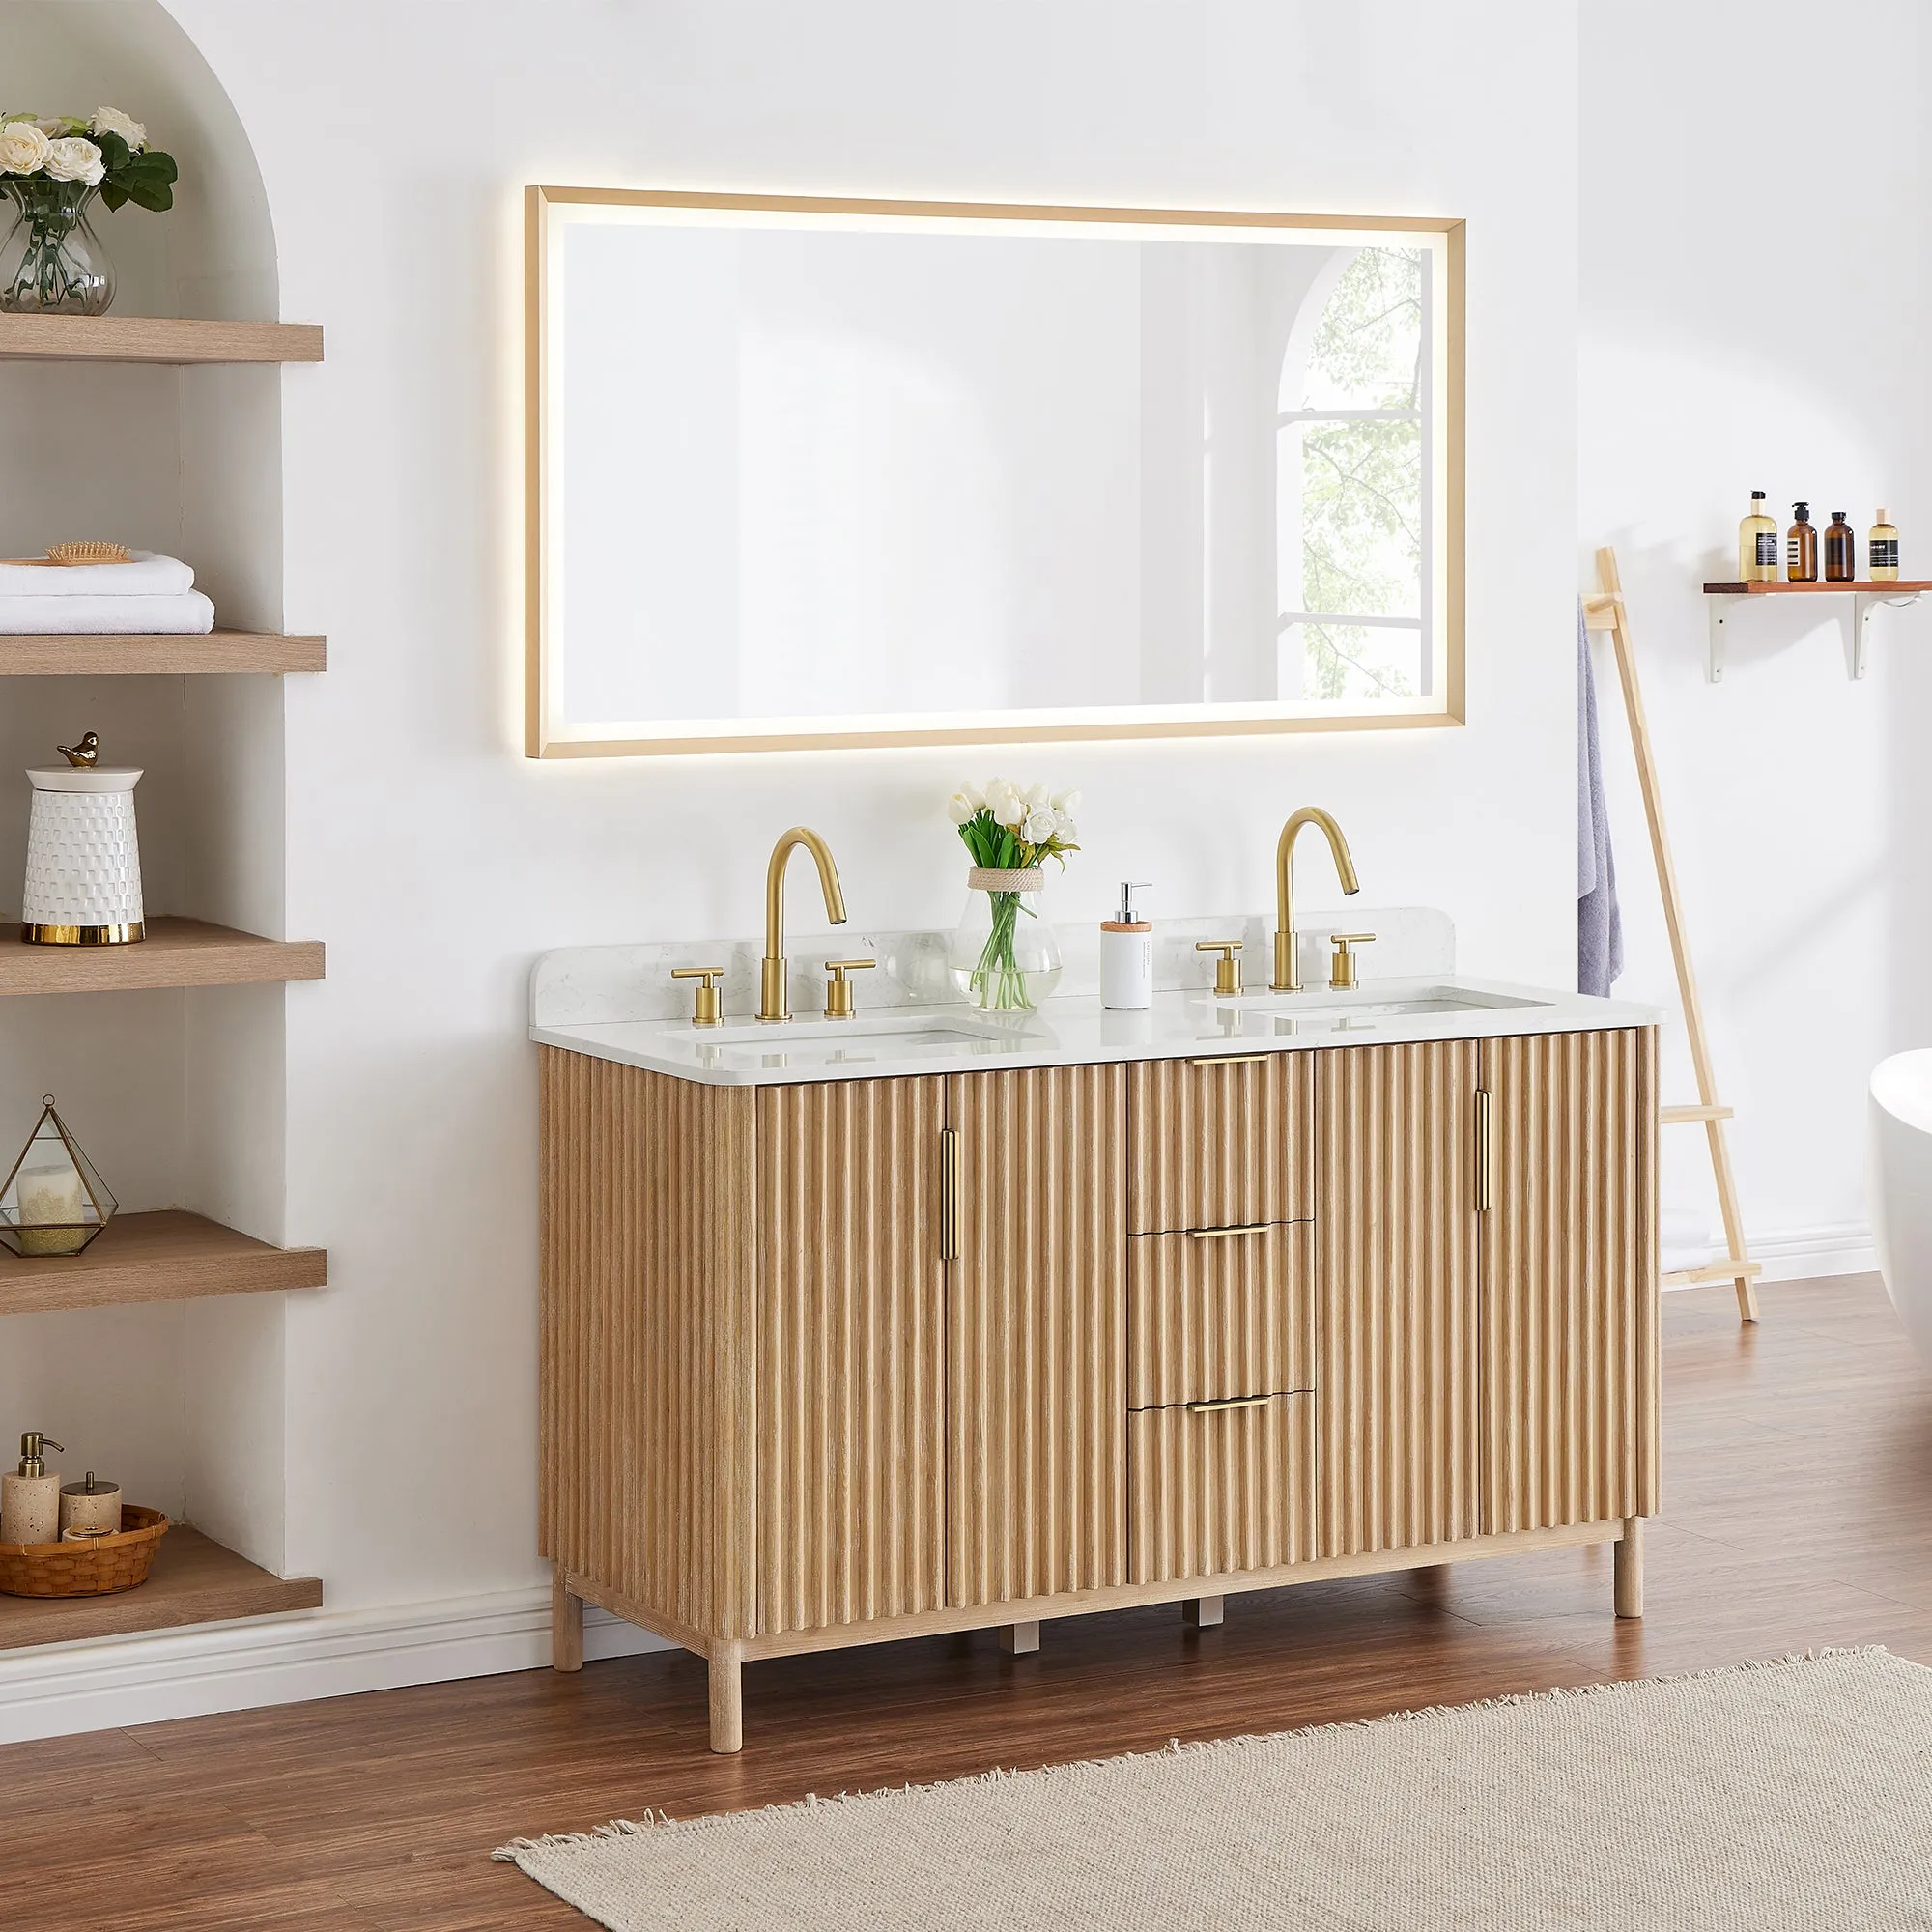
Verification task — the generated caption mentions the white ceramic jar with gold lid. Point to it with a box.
[21,732,144,945]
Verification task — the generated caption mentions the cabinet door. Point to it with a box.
[755,1077,947,1634]
[947,1064,1128,1606]
[1479,1028,1659,1534]
[1315,1039,1482,1558]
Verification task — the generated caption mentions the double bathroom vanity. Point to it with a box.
[532,827,1660,1753]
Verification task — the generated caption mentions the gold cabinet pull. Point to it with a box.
[1475,1088,1493,1211]
[1186,1223,1272,1241]
[1183,1393,1273,1415]
[940,1127,959,1261]
[1188,1052,1269,1067]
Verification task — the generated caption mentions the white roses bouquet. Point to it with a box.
[946,779,1081,1009]
[1,107,178,315]
[947,779,1081,870]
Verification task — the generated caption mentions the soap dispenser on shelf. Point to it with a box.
[1100,882,1153,1009]
[1,1432,65,1546]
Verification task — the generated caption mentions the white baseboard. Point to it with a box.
[0,1216,1886,1747]
[0,1582,673,1745]
[1749,1221,1877,1282]
[1662,1220,1876,1288]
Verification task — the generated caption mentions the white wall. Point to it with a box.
[128,0,1580,1629]
[1578,0,1930,1276]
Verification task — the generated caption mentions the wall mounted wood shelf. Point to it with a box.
[0,1210,326,1316]
[0,314,324,364]
[0,1527,321,1651]
[0,919,325,995]
[1703,580,1932,681]
[0,632,326,677]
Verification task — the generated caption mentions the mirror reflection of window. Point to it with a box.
[1275,246,1427,701]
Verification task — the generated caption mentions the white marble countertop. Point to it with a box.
[531,975,1662,1089]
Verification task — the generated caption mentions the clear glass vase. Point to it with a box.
[0,181,115,315]
[947,869,1062,1011]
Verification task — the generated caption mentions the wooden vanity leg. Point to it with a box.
[1182,1596,1224,1629]
[1614,1517,1644,1620]
[1001,1621,1041,1655]
[708,1644,744,1754]
[551,1572,583,1673]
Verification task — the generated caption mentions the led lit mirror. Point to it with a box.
[526,188,1463,757]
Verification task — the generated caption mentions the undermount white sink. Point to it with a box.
[1214,984,1549,1019]
[690,1010,1034,1071]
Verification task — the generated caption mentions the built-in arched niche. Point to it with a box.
[0,0,296,1574]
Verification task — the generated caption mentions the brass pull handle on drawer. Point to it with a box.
[1188,1052,1270,1067]
[1183,1393,1273,1415]
[1475,1088,1493,1211]
[1186,1223,1272,1241]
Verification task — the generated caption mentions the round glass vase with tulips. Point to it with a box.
[945,780,1080,1012]
[0,108,178,316]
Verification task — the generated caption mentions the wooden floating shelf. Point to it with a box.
[0,631,326,676]
[0,1210,326,1316]
[0,1527,321,1652]
[0,314,323,364]
[1702,579,1932,595]
[0,918,325,996]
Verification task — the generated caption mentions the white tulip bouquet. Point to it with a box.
[946,779,1080,1010]
[0,107,178,315]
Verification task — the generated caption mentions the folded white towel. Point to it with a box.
[0,590,215,635]
[0,551,196,598]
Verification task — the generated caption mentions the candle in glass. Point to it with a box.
[16,1164,86,1256]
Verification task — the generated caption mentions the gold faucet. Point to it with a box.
[760,827,848,1021]
[1271,807,1361,992]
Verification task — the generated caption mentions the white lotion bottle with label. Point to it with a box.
[1100,882,1153,1009]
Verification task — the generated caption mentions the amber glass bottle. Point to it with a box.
[1870,508,1900,582]
[1786,502,1818,582]
[1824,510,1856,582]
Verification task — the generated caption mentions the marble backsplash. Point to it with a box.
[531,907,1454,1029]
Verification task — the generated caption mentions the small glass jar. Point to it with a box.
[947,867,1062,1011]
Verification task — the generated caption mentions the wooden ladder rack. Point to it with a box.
[1584,547,1759,1322]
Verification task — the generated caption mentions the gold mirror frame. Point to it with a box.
[525,185,1464,759]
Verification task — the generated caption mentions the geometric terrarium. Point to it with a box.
[0,1095,117,1258]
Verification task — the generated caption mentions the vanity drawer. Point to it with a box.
[1128,1222,1312,1408]
[1129,1052,1313,1234]
[1129,1392,1316,1584]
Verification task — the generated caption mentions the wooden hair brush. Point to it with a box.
[0,542,134,566]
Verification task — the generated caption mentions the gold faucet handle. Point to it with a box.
[823,957,875,1019]
[1327,932,1376,991]
[670,965,726,1027]
[1195,938,1243,998]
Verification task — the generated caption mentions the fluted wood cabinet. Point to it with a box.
[540,1024,1658,1752]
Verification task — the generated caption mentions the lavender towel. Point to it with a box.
[1577,599,1623,995]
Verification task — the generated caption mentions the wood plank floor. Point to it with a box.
[11,1273,1932,1929]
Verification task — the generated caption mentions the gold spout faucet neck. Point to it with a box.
[1271,806,1360,993]
[760,827,849,1022]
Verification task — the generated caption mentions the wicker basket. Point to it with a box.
[0,1504,168,1599]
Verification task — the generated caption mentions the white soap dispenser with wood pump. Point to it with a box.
[1,1432,65,1545]
[1100,882,1153,1009]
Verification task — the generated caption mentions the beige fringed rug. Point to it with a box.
[496,1648,1932,1931]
